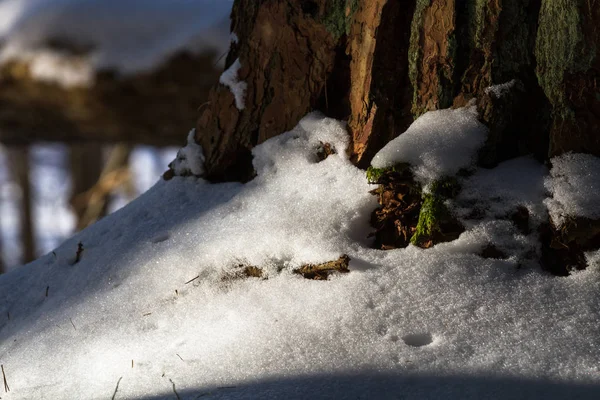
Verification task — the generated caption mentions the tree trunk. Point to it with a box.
[70,144,132,230]
[8,147,35,264]
[181,0,598,182]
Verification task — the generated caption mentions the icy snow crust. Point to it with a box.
[1,114,600,399]
[544,153,600,226]
[0,0,232,86]
[371,105,487,186]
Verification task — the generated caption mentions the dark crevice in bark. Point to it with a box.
[315,36,351,120]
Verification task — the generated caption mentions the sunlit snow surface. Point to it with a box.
[1,114,600,399]
[544,153,600,226]
[371,105,487,187]
[0,0,233,86]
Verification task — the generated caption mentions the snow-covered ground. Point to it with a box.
[0,145,176,269]
[0,112,599,399]
[0,0,233,86]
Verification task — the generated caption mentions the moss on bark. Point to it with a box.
[410,178,461,247]
[322,0,359,39]
[535,0,594,119]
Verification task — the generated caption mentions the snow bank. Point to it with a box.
[1,114,600,399]
[544,153,600,226]
[371,105,488,186]
[219,58,247,110]
[0,0,233,86]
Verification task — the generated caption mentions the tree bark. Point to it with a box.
[181,0,599,182]
[8,147,35,264]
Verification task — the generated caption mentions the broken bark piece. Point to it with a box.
[316,142,336,162]
[368,166,464,250]
[294,255,350,280]
[222,265,265,281]
[368,165,421,249]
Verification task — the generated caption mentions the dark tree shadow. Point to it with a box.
[136,371,600,399]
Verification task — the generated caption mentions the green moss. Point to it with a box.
[322,0,358,39]
[366,163,410,184]
[469,0,488,48]
[535,0,594,120]
[410,178,460,245]
[493,0,532,82]
[408,0,432,118]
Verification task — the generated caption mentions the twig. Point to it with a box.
[213,51,228,67]
[185,275,200,284]
[45,286,49,297]
[131,360,134,368]
[69,318,76,330]
[170,378,181,400]
[111,376,122,400]
[75,242,84,264]
[176,353,184,362]
[2,365,9,392]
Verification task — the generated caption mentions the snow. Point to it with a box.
[371,104,488,187]
[0,144,176,269]
[0,0,233,87]
[544,153,600,226]
[484,79,519,98]
[169,130,206,177]
[1,114,600,399]
[219,58,247,110]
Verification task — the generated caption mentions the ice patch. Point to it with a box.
[219,58,247,110]
[544,153,600,226]
[371,105,487,186]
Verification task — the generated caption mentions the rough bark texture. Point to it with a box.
[0,51,220,146]
[536,0,600,156]
[195,0,338,181]
[188,0,598,182]
[347,0,415,167]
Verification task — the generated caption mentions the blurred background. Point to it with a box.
[0,0,233,271]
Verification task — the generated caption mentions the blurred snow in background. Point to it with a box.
[0,0,233,86]
[0,145,177,270]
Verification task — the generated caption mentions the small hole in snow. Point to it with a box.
[402,333,433,347]
[151,234,170,244]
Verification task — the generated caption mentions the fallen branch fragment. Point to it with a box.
[184,275,199,285]
[2,364,9,392]
[222,265,264,282]
[111,377,122,400]
[294,255,351,280]
[170,378,181,400]
[75,242,84,264]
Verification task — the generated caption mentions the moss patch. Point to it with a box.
[408,0,432,117]
[322,0,358,39]
[535,0,594,119]
[366,163,410,184]
[410,178,462,247]
[368,166,463,250]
